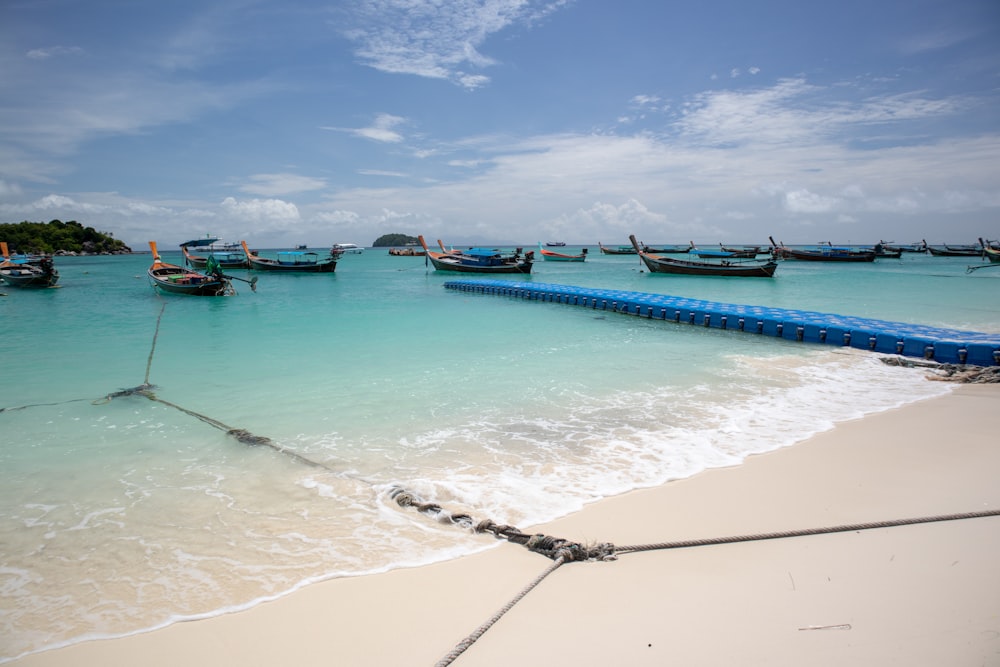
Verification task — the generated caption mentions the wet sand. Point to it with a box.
[11,385,1000,667]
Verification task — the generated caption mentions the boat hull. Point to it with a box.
[639,254,777,277]
[426,254,532,273]
[246,258,337,272]
[148,269,232,295]
[538,244,586,262]
[241,241,338,272]
[0,269,59,287]
[630,234,776,277]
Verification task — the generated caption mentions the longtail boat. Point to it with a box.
[418,236,533,273]
[147,241,243,296]
[631,235,778,277]
[241,241,338,272]
[538,243,587,262]
[180,242,248,269]
[598,242,638,255]
[769,237,876,262]
[924,240,982,257]
[0,242,60,288]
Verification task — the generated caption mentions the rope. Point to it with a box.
[418,503,999,665]
[145,302,166,385]
[615,508,1000,555]
[434,556,567,667]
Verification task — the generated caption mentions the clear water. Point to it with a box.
[1,248,997,661]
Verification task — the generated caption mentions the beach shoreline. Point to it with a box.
[10,384,1000,667]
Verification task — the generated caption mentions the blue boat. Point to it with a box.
[419,236,533,273]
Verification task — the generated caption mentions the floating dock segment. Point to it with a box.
[443,279,1000,367]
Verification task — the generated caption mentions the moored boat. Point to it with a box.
[692,246,758,259]
[418,236,533,273]
[630,235,778,277]
[538,243,587,262]
[924,240,983,257]
[598,242,638,255]
[147,242,240,296]
[642,243,693,254]
[769,237,876,262]
[242,241,338,272]
[180,242,249,269]
[879,240,927,253]
[388,247,426,256]
[332,243,364,254]
[0,242,59,288]
[545,241,566,247]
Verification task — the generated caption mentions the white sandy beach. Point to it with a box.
[11,384,1000,667]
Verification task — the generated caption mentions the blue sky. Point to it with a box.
[1,0,998,249]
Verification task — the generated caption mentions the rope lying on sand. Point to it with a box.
[393,487,1000,666]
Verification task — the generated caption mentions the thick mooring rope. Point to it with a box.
[434,556,567,667]
[614,508,1000,555]
[419,499,1000,665]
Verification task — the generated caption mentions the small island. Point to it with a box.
[372,233,420,248]
[1,219,132,255]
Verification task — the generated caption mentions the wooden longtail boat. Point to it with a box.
[879,240,927,253]
[538,243,587,262]
[630,235,778,277]
[0,242,60,288]
[642,243,693,254]
[769,237,876,262]
[418,236,533,274]
[180,242,249,269]
[147,241,244,296]
[598,242,638,255]
[241,241,338,272]
[923,240,983,257]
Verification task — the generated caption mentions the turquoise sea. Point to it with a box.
[1,246,998,661]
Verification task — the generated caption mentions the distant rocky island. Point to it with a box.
[372,233,420,247]
[0,219,131,255]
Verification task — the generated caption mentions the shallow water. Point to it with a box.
[1,248,996,661]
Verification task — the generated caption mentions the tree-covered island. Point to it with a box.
[0,220,132,255]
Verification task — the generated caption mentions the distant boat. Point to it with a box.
[0,242,59,288]
[879,240,927,253]
[642,243,693,254]
[180,243,248,269]
[545,241,567,247]
[598,242,638,255]
[691,246,758,259]
[241,241,338,273]
[296,244,308,250]
[923,240,982,257]
[147,241,238,296]
[388,247,426,256]
[769,237,875,262]
[631,235,777,277]
[418,236,533,274]
[538,243,587,262]
[332,243,364,254]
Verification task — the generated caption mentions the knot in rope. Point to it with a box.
[227,429,274,446]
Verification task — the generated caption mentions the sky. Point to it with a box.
[1,0,999,249]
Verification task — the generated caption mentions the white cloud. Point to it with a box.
[220,197,300,225]
[342,0,572,89]
[327,113,408,143]
[25,46,85,60]
[241,173,328,196]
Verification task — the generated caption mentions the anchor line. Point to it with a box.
[419,494,1000,665]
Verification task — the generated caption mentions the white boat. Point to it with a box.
[332,243,364,254]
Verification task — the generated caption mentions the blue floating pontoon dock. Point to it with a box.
[443,279,1000,366]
